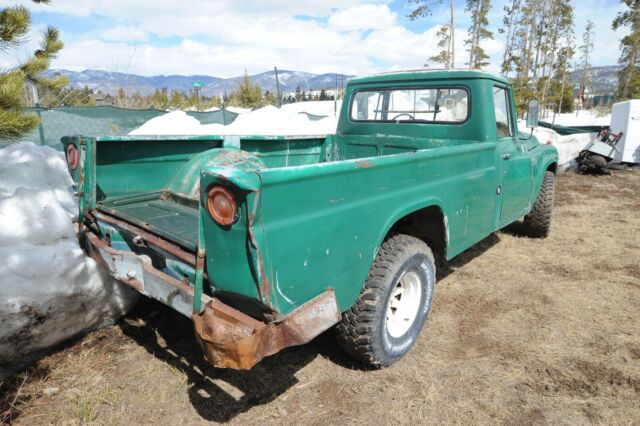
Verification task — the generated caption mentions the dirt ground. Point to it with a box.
[2,171,639,425]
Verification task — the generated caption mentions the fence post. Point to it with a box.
[29,83,46,146]
[35,106,46,146]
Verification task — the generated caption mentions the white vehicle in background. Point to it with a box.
[577,100,640,172]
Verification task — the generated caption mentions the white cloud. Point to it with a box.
[3,0,619,78]
[51,23,463,78]
[99,26,148,42]
[329,5,397,31]
[44,1,451,77]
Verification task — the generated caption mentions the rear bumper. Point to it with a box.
[83,226,341,370]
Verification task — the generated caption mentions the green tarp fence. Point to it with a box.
[538,120,608,136]
[1,106,238,151]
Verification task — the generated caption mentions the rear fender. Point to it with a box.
[199,159,274,315]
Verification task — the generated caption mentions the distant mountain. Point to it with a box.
[202,70,352,96]
[569,65,621,95]
[43,69,354,96]
[43,69,222,96]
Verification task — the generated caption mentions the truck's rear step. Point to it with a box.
[98,192,198,252]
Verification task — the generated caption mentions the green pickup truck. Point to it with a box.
[62,70,558,370]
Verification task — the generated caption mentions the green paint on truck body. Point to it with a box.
[63,70,557,321]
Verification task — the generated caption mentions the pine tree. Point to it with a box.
[169,89,185,110]
[613,0,640,100]
[408,0,456,68]
[263,90,278,106]
[429,26,453,68]
[499,0,523,76]
[0,0,66,139]
[577,20,594,105]
[538,0,574,115]
[234,70,263,109]
[465,0,493,69]
[150,88,169,110]
[505,0,574,115]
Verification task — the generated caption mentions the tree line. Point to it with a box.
[409,0,640,114]
[35,71,339,111]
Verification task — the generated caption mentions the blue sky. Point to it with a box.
[0,0,626,77]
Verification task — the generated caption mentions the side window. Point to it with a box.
[493,87,513,138]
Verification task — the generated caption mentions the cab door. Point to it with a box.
[494,86,533,227]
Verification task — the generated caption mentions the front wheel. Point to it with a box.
[523,171,555,238]
[335,234,436,368]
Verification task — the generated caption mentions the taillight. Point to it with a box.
[66,144,79,170]
[206,186,237,226]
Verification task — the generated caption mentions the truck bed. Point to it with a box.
[98,192,199,252]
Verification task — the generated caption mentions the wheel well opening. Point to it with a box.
[388,206,447,260]
[547,162,558,175]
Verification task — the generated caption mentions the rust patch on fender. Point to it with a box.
[355,159,373,168]
[193,289,340,370]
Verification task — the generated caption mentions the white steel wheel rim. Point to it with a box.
[385,270,422,338]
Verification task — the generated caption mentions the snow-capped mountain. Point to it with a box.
[202,70,352,96]
[569,65,621,95]
[43,69,222,95]
[43,69,354,96]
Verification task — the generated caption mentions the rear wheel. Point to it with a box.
[335,234,436,368]
[523,171,555,238]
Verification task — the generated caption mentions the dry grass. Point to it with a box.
[2,171,639,425]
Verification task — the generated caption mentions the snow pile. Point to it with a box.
[280,100,342,117]
[0,142,137,377]
[130,105,338,136]
[547,110,611,127]
[520,121,596,171]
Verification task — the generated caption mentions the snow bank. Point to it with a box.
[520,121,595,171]
[130,104,338,136]
[546,110,611,127]
[280,100,342,117]
[0,142,138,377]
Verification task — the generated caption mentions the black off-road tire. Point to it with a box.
[335,234,436,368]
[523,171,555,238]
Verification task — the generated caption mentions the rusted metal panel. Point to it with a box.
[193,289,341,370]
[85,231,209,316]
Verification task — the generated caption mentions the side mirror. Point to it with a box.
[526,99,540,128]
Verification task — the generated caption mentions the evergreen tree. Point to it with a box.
[499,0,523,77]
[150,88,169,110]
[408,0,456,67]
[465,0,493,69]
[578,20,594,105]
[505,0,574,115]
[0,0,66,139]
[612,0,640,100]
[231,70,263,109]
[169,89,185,110]
[429,26,453,68]
[263,90,278,106]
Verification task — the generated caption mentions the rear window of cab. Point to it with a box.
[350,87,469,123]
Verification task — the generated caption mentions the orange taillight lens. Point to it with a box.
[66,144,79,170]
[206,186,237,226]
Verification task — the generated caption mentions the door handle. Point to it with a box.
[502,153,511,160]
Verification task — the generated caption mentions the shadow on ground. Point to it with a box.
[118,232,500,422]
[121,298,330,422]
[1,231,500,424]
